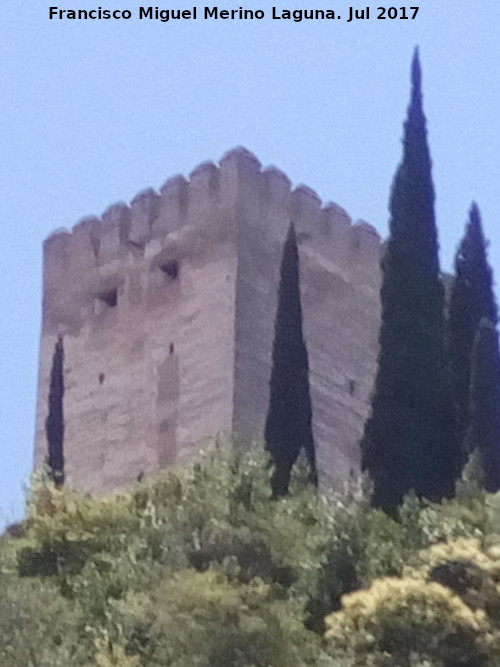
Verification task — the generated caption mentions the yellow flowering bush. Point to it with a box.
[406,538,500,626]
[325,576,497,666]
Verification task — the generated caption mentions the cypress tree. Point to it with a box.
[448,203,498,458]
[45,335,65,486]
[361,50,458,509]
[464,318,500,492]
[265,224,316,496]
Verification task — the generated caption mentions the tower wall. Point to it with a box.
[35,148,381,494]
[35,156,240,494]
[295,198,381,483]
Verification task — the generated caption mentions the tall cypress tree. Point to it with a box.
[448,203,498,458]
[265,224,316,497]
[464,318,500,492]
[361,50,458,509]
[45,335,65,486]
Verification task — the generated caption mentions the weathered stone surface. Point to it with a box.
[34,149,381,495]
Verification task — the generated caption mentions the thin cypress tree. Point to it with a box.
[464,318,500,492]
[45,335,65,486]
[361,50,458,509]
[265,224,316,497]
[448,203,498,459]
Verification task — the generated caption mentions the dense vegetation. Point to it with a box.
[3,444,500,666]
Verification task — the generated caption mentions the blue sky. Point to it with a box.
[1,0,500,525]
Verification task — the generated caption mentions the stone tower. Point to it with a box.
[34,148,381,494]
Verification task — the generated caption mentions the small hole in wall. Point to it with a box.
[348,379,356,396]
[98,288,118,308]
[169,343,174,355]
[99,373,105,385]
[160,260,179,280]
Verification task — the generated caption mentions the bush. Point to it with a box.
[0,575,85,666]
[409,538,500,626]
[112,569,320,666]
[17,472,139,578]
[305,488,429,633]
[325,576,496,666]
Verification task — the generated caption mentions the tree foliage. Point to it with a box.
[361,49,459,510]
[464,319,500,492]
[448,204,499,460]
[265,224,316,496]
[45,335,65,485]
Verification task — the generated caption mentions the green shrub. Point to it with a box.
[17,472,139,578]
[0,575,85,666]
[112,569,320,666]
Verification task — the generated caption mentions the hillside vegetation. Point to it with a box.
[3,444,500,666]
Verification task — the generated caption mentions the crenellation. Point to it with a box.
[350,220,380,248]
[187,162,225,241]
[99,202,131,265]
[154,175,189,237]
[189,161,219,191]
[291,185,322,222]
[322,202,351,229]
[291,186,323,265]
[219,146,262,216]
[43,230,79,334]
[159,173,187,196]
[43,229,71,290]
[221,146,261,169]
[129,188,161,246]
[318,203,352,271]
[262,166,292,204]
[72,216,101,269]
[35,148,383,496]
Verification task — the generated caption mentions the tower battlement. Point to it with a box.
[35,148,382,493]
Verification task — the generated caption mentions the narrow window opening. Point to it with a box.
[348,379,357,396]
[45,336,65,486]
[99,373,105,385]
[99,288,118,307]
[169,343,175,355]
[265,225,316,497]
[160,260,179,280]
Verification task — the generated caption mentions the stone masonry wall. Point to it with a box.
[34,148,381,494]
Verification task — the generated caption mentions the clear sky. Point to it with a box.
[1,0,500,526]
